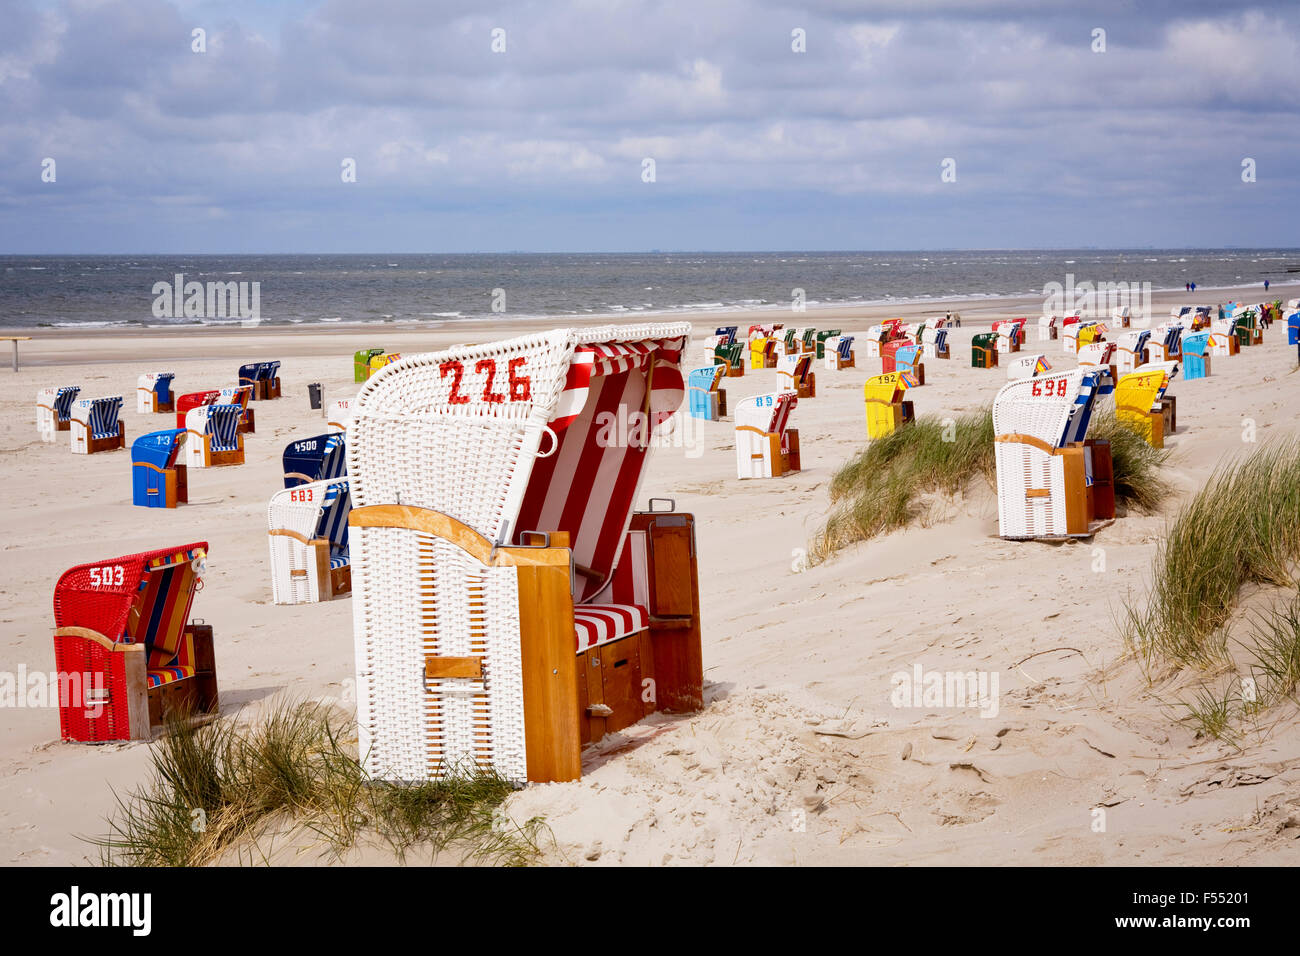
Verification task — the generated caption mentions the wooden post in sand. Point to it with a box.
[3,337,32,371]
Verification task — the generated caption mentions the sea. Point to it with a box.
[1,250,1295,330]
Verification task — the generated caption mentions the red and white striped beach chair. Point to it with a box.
[735,391,799,478]
[347,325,703,784]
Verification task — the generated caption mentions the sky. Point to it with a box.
[0,0,1297,253]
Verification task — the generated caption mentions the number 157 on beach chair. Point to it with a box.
[347,326,704,785]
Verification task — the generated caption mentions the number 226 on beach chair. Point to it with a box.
[347,325,704,784]
[864,371,915,439]
[52,543,217,742]
[184,403,245,468]
[735,391,799,478]
[687,365,727,421]
[993,368,1115,540]
[268,478,352,604]
[70,396,125,455]
[136,372,176,414]
[36,386,80,442]
[132,430,188,508]
[777,352,816,398]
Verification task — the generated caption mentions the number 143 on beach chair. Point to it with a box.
[347,326,703,785]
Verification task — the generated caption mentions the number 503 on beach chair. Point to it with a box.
[993,368,1116,540]
[347,325,704,784]
[52,543,217,742]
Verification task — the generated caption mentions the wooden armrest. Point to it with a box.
[53,626,141,653]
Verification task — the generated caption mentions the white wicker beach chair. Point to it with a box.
[735,391,799,479]
[1114,329,1151,375]
[326,397,354,433]
[347,325,703,784]
[993,368,1116,540]
[267,477,352,604]
[921,327,950,359]
[1038,315,1058,341]
[1076,341,1116,368]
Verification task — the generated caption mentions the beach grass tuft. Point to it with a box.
[810,407,1168,564]
[89,700,543,867]
[1124,438,1300,670]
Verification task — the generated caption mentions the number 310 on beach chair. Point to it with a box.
[347,325,703,785]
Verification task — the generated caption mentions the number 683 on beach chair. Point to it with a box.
[347,325,704,785]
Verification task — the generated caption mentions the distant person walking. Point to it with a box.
[1264,279,1270,292]
[1190,282,1196,293]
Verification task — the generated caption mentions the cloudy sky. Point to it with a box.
[1,0,1297,252]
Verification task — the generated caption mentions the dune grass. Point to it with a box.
[1123,438,1300,670]
[809,407,1168,564]
[89,701,544,867]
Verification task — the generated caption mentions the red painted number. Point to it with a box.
[508,357,531,401]
[476,359,505,403]
[440,360,469,404]
[1031,379,1067,397]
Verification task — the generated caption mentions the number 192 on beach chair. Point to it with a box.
[52,543,217,742]
[36,386,80,442]
[864,372,915,439]
[993,368,1116,540]
[347,325,704,784]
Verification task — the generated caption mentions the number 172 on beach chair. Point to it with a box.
[347,325,704,785]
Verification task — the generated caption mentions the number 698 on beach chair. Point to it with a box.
[347,325,704,785]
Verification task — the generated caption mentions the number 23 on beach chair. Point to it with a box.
[1114,362,1179,449]
[993,368,1115,540]
[52,543,217,742]
[864,371,915,439]
[347,326,704,784]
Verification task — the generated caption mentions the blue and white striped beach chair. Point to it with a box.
[36,386,81,442]
[70,396,125,454]
[184,402,245,468]
[283,432,347,488]
[824,334,856,370]
[136,372,177,414]
[267,476,352,603]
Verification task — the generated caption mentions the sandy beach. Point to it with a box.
[3,282,1299,866]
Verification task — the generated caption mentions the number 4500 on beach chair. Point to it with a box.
[347,325,703,785]
[52,543,217,742]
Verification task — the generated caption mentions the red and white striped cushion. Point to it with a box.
[573,603,648,652]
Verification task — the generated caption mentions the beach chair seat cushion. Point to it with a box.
[574,603,649,652]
